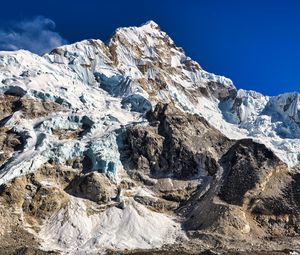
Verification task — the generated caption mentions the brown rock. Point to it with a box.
[66,172,117,203]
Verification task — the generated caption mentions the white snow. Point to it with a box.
[39,197,182,254]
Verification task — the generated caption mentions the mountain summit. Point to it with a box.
[0,22,299,254]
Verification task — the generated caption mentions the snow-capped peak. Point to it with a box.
[141,20,161,30]
[0,21,299,186]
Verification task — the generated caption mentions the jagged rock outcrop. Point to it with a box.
[66,172,117,203]
[219,139,286,205]
[0,127,24,165]
[122,103,231,180]
[0,94,65,121]
[183,137,300,251]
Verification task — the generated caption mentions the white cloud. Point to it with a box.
[0,16,68,55]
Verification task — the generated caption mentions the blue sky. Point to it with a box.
[0,0,299,95]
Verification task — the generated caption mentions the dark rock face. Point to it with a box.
[0,127,24,166]
[66,172,116,203]
[217,138,300,234]
[206,81,237,101]
[219,139,285,206]
[248,169,300,235]
[0,95,65,122]
[183,134,300,243]
[133,195,177,212]
[122,103,231,180]
[289,173,300,210]
[123,126,164,176]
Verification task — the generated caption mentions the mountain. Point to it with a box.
[0,21,299,254]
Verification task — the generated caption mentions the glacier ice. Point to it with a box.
[121,94,152,113]
[84,132,122,182]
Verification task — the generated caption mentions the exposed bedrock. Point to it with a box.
[219,139,286,206]
[183,138,300,242]
[0,94,66,124]
[121,103,232,180]
[0,127,25,165]
[66,171,117,204]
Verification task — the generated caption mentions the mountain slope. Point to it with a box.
[0,21,299,254]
